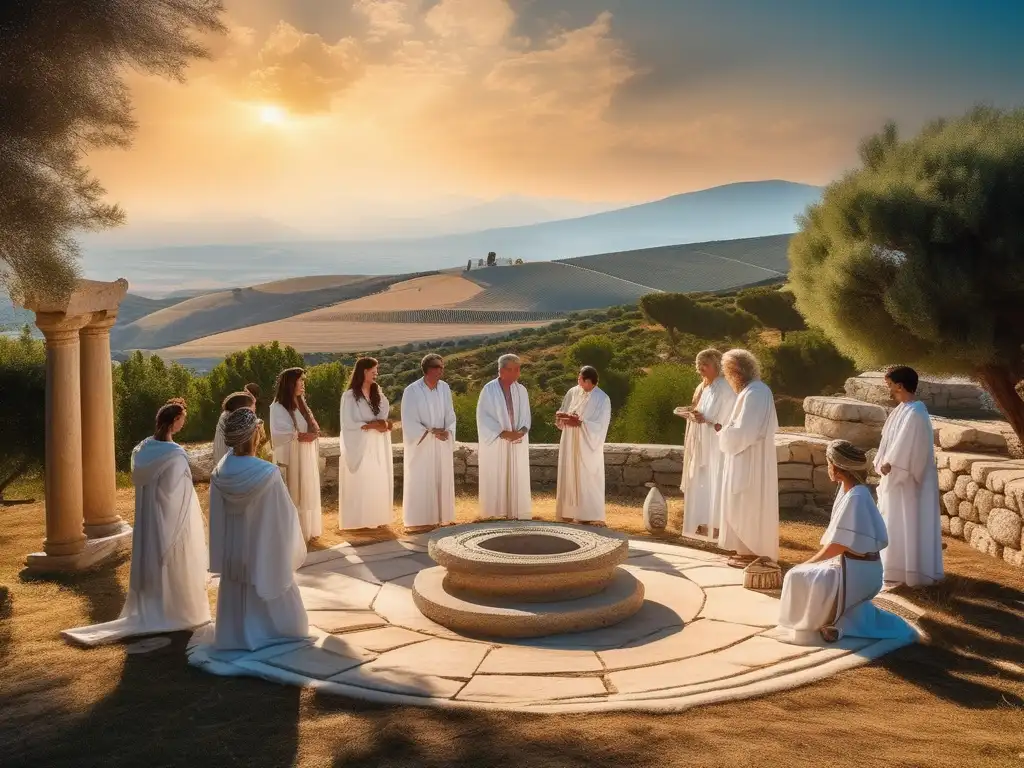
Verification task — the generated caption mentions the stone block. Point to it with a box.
[789,443,815,464]
[651,458,684,473]
[531,446,560,467]
[949,516,965,538]
[986,508,1023,548]
[937,423,1008,454]
[942,491,960,517]
[603,449,629,466]
[775,443,792,463]
[1006,479,1024,512]
[937,468,956,492]
[779,478,814,493]
[986,468,1024,493]
[803,396,888,424]
[812,465,835,494]
[963,521,977,542]
[966,481,979,502]
[994,494,1006,511]
[778,463,814,481]
[622,466,654,485]
[975,489,995,522]
[779,492,811,509]
[940,514,951,535]
[1003,547,1024,568]
[971,460,1024,485]
[953,474,972,500]
[947,452,1001,473]
[935,450,951,470]
[969,526,1003,559]
[959,501,979,523]
[804,414,882,449]
[654,472,683,488]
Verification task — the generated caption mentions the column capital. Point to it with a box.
[34,312,92,347]
[81,309,119,336]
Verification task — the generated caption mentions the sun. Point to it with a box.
[258,104,287,125]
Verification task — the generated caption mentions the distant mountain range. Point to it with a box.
[80,180,822,295]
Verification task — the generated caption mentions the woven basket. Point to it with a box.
[743,557,782,591]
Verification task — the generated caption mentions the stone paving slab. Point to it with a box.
[477,646,604,675]
[457,675,608,703]
[188,532,920,712]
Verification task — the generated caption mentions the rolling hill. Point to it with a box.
[80,180,820,294]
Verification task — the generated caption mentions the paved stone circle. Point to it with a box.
[188,522,921,713]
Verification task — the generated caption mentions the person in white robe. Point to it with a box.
[555,366,612,523]
[476,353,532,520]
[874,366,944,587]
[208,408,309,652]
[270,367,322,542]
[213,390,256,464]
[340,356,395,529]
[717,349,780,568]
[401,354,456,529]
[63,399,210,646]
[679,348,737,539]
[775,440,917,645]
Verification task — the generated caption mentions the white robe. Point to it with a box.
[718,379,780,560]
[874,400,944,586]
[62,438,210,646]
[207,453,309,652]
[270,401,323,541]
[213,412,230,464]
[476,378,532,520]
[681,376,737,536]
[555,385,611,522]
[401,378,456,527]
[339,389,394,529]
[775,485,917,645]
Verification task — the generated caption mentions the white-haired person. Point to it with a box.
[716,349,780,568]
[476,353,532,519]
[679,348,737,539]
[773,439,917,646]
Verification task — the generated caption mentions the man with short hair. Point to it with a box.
[874,366,943,587]
[717,349,780,568]
[476,354,531,519]
[555,366,612,524]
[401,354,457,530]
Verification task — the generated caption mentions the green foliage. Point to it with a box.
[641,292,758,341]
[304,362,348,434]
[610,364,700,445]
[760,329,857,398]
[567,334,616,372]
[0,328,46,495]
[452,391,479,442]
[735,287,806,334]
[787,107,1024,437]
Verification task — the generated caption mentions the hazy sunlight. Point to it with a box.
[258,104,287,125]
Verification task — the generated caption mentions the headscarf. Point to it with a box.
[826,439,869,485]
[223,408,262,448]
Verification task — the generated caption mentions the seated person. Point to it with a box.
[208,408,309,652]
[774,439,917,645]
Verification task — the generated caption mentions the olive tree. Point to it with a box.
[0,1,225,301]
[788,107,1024,439]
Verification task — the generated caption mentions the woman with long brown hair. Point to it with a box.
[270,367,322,542]
[63,398,210,646]
[339,357,394,529]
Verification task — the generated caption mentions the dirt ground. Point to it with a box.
[1,489,1022,768]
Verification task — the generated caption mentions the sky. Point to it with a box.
[85,0,1024,232]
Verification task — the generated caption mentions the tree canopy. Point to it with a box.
[0,1,224,301]
[788,106,1024,438]
[0,327,45,499]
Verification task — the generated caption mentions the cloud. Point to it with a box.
[353,0,418,41]
[424,0,516,47]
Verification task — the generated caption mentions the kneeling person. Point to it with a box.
[208,408,309,652]
[774,440,917,645]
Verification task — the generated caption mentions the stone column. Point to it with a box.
[28,312,91,566]
[81,310,125,538]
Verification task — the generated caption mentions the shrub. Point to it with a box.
[566,334,616,372]
[0,328,46,498]
[610,363,700,445]
[761,329,858,398]
[304,362,348,434]
[735,287,806,335]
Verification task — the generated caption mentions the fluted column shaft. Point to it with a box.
[81,310,122,536]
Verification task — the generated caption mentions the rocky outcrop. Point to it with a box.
[844,371,996,414]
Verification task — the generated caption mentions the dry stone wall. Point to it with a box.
[937,450,1024,568]
[845,371,997,414]
[186,433,835,510]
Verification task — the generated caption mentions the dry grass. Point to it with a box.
[302,274,483,315]
[1,490,1022,768]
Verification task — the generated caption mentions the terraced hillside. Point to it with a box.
[459,262,652,311]
[111,273,427,350]
[559,234,790,292]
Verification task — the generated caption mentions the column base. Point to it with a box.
[84,519,132,539]
[26,527,132,574]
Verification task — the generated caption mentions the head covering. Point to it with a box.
[223,408,262,448]
[826,439,868,484]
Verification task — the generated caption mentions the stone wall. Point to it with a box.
[186,433,835,509]
[937,451,1024,568]
[845,371,997,414]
